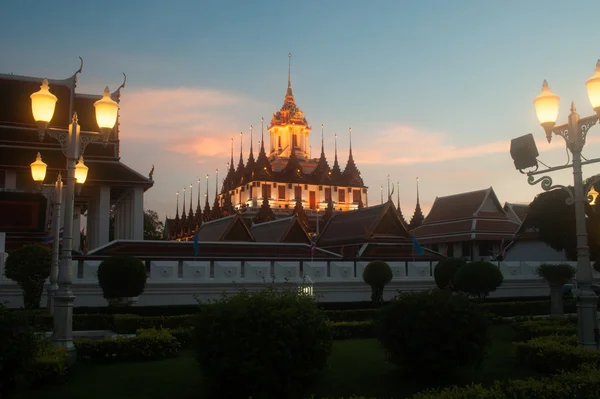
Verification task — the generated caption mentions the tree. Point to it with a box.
[144,209,164,240]
[4,244,52,309]
[537,263,576,316]
[524,179,600,261]
[433,257,467,291]
[454,261,504,300]
[362,261,393,306]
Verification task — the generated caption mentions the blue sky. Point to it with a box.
[3,0,600,221]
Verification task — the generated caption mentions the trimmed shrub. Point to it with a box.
[537,263,576,316]
[362,261,393,306]
[75,328,180,362]
[4,244,51,309]
[378,290,489,378]
[411,384,504,399]
[515,334,600,374]
[0,305,39,395]
[512,317,577,341]
[433,257,466,291]
[454,261,504,299]
[112,314,196,334]
[28,344,68,387]
[97,255,147,302]
[194,288,333,399]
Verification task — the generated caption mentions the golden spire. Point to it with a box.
[288,53,292,88]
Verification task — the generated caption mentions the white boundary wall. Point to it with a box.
[0,260,591,308]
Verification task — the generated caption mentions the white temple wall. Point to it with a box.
[1,260,595,308]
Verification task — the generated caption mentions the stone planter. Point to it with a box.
[107,296,139,307]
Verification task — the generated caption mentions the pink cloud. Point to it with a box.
[353,124,600,166]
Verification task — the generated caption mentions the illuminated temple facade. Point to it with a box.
[167,59,368,240]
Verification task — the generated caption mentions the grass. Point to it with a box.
[13,325,537,399]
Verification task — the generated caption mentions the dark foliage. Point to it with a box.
[433,258,466,291]
[194,288,333,399]
[378,290,489,378]
[454,261,504,299]
[97,255,147,300]
[0,304,38,395]
[362,261,393,306]
[4,244,51,309]
[537,263,576,285]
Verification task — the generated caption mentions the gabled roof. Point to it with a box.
[317,200,410,247]
[423,187,505,223]
[413,187,520,243]
[195,213,254,242]
[503,202,529,224]
[251,215,310,243]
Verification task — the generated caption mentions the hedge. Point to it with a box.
[29,345,68,387]
[75,328,180,362]
[411,365,600,398]
[515,334,600,374]
[27,299,579,333]
[512,317,577,341]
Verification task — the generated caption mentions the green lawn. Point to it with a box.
[13,325,537,399]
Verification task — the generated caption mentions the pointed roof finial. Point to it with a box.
[288,53,292,88]
[197,178,201,207]
[387,174,390,198]
[397,181,400,206]
[416,176,420,204]
[261,117,265,148]
[380,185,383,205]
[176,191,179,217]
[571,101,577,113]
[230,138,234,165]
[249,125,253,153]
[182,186,186,214]
[321,124,324,149]
[349,127,353,155]
[239,131,243,161]
[215,168,219,198]
[334,133,338,161]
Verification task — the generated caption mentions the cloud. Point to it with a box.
[353,124,600,166]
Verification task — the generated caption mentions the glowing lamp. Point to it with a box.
[30,79,58,141]
[534,80,560,139]
[30,152,47,182]
[588,186,599,206]
[93,86,119,142]
[75,156,89,184]
[586,60,600,114]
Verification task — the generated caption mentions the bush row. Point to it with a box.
[512,317,577,341]
[515,334,600,374]
[75,328,180,362]
[29,345,69,387]
[27,299,577,332]
[411,365,600,398]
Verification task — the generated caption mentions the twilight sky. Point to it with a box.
[3,0,600,222]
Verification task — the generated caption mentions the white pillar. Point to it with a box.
[97,186,110,247]
[132,187,144,240]
[72,207,81,252]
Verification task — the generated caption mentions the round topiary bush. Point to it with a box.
[537,263,576,316]
[194,288,333,399]
[433,257,467,291]
[4,244,51,309]
[97,255,147,305]
[362,261,393,306]
[454,261,504,300]
[377,290,489,378]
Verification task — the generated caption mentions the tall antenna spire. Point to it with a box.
[288,53,292,88]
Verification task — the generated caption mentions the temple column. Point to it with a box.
[132,187,144,240]
[87,186,110,249]
[72,207,81,252]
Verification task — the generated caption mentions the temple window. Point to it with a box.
[353,190,361,203]
[293,134,298,147]
[262,184,271,199]
[294,185,302,200]
[338,189,346,203]
[278,185,286,200]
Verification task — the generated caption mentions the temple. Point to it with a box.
[0,65,153,255]
[167,55,368,239]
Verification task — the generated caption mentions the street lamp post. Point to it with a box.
[528,60,600,349]
[29,80,119,362]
